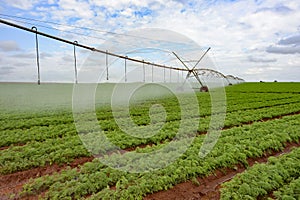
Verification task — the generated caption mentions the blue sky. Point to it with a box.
[0,0,299,82]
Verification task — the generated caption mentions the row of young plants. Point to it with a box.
[226,94,299,111]
[0,113,74,131]
[0,99,296,150]
[0,91,297,132]
[127,94,300,126]
[95,100,300,149]
[87,113,300,200]
[66,96,300,136]
[20,114,300,199]
[131,92,299,116]
[0,95,298,145]
[0,135,90,174]
[0,82,297,125]
[1,93,298,149]
[225,82,300,93]
[273,176,300,199]
[0,123,77,147]
[1,101,300,174]
[220,146,300,199]
[0,92,297,146]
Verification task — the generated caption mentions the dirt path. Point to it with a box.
[144,141,300,200]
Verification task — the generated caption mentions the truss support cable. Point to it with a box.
[73,41,78,84]
[32,26,40,85]
[0,19,187,72]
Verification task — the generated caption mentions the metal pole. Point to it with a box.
[73,41,78,84]
[125,56,127,82]
[191,47,211,70]
[106,50,108,80]
[173,51,204,87]
[0,19,187,72]
[32,26,40,85]
[143,61,145,82]
[163,67,166,83]
[169,68,171,82]
[151,64,154,82]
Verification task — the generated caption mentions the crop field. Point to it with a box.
[0,82,300,200]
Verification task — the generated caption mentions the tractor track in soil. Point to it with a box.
[144,141,300,200]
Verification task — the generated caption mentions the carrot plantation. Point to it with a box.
[0,82,299,200]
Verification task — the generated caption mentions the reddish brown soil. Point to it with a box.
[0,156,94,200]
[144,141,300,200]
[0,143,26,151]
[0,146,10,150]
[1,112,299,199]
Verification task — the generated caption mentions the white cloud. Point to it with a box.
[1,0,300,82]
[279,34,300,45]
[0,66,14,75]
[266,33,300,54]
[266,45,300,54]
[248,56,277,63]
[4,0,39,10]
[90,0,149,10]
[0,40,20,51]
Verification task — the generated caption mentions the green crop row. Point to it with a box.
[1,101,300,174]
[20,114,300,199]
[273,177,300,199]
[220,147,300,200]
[225,82,300,93]
[0,90,297,132]
[0,136,90,174]
[0,123,77,147]
[88,114,300,200]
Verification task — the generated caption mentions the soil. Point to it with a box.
[144,141,300,200]
[0,156,94,200]
[0,146,10,150]
[1,111,299,199]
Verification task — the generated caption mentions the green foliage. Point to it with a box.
[0,82,299,199]
[220,147,300,199]
[273,177,300,199]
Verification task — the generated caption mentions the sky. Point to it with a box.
[0,0,299,82]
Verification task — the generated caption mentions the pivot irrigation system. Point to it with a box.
[0,18,244,91]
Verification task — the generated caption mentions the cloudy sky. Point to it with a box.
[0,0,299,82]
